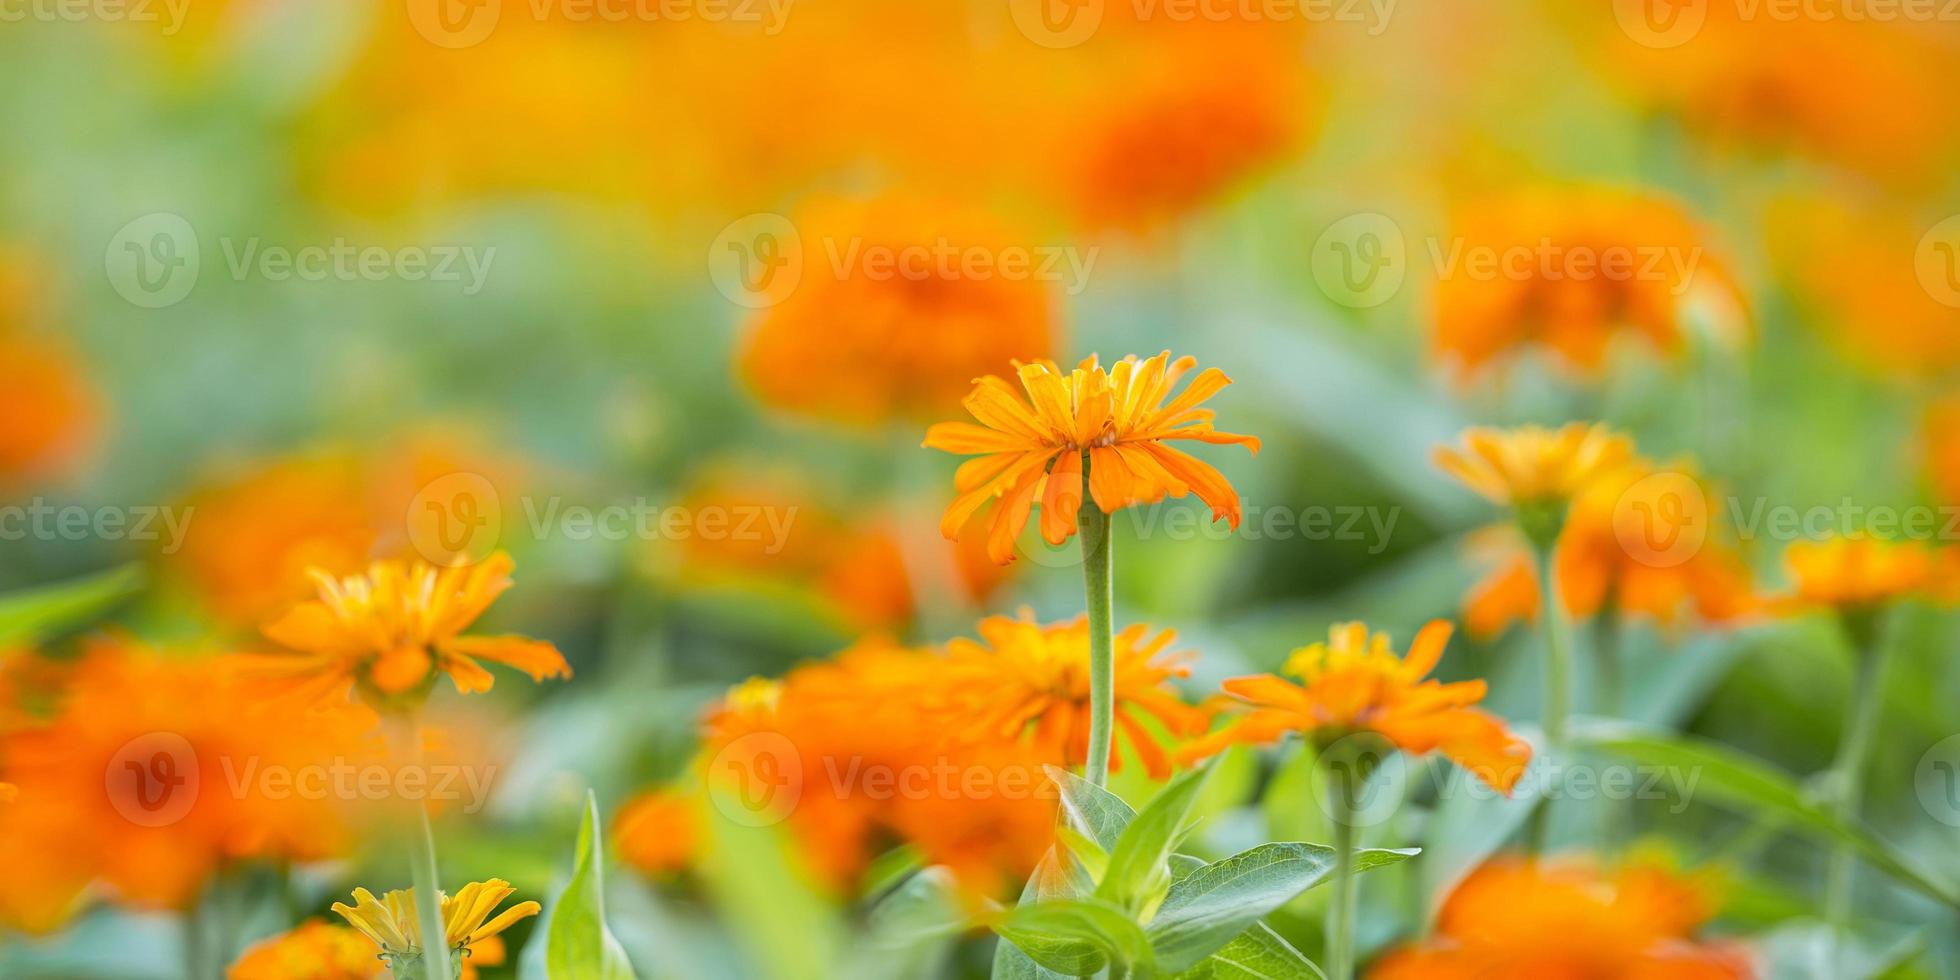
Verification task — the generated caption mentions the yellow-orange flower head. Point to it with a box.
[254,551,570,713]
[1435,423,1634,508]
[1371,854,1753,979]
[227,920,383,980]
[1781,534,1960,615]
[1180,621,1530,794]
[924,351,1260,564]
[332,879,538,979]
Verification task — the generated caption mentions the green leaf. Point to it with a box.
[0,565,143,646]
[1148,843,1417,972]
[993,897,1156,976]
[1057,826,1110,884]
[1048,765,1138,850]
[849,866,968,980]
[700,786,842,980]
[1098,764,1215,913]
[1173,923,1326,980]
[544,792,637,980]
[1571,720,1960,907]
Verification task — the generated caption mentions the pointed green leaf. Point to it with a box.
[0,565,143,646]
[1098,764,1215,912]
[1174,923,1327,980]
[544,792,637,980]
[993,897,1155,976]
[1149,843,1417,972]
[850,866,968,980]
[1047,765,1138,850]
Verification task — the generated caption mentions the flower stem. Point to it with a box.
[392,717,452,980]
[1825,624,1888,951]
[1326,758,1361,980]
[1078,486,1115,788]
[1526,543,1571,854]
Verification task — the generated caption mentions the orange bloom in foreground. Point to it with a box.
[253,551,569,712]
[738,195,1057,427]
[1780,534,1960,614]
[228,920,383,980]
[1371,855,1753,979]
[1433,188,1747,379]
[1434,423,1633,508]
[938,616,1210,779]
[615,788,700,878]
[925,351,1260,563]
[1180,621,1530,793]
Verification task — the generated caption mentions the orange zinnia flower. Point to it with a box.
[253,551,570,713]
[615,788,700,878]
[1370,855,1753,979]
[1779,534,1960,615]
[1180,621,1530,793]
[1435,423,1635,509]
[738,194,1058,427]
[937,616,1210,779]
[228,920,384,980]
[1432,188,1748,379]
[924,351,1260,563]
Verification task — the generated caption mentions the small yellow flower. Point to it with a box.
[332,879,539,979]
[1434,423,1634,508]
[250,551,569,712]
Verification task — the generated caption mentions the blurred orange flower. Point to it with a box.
[251,551,569,713]
[0,254,98,485]
[615,788,700,878]
[938,616,1208,780]
[228,920,384,980]
[332,879,537,980]
[925,351,1260,563]
[1779,534,1960,614]
[1923,395,1960,507]
[1435,423,1634,508]
[738,195,1058,427]
[1371,854,1752,979]
[1180,621,1530,793]
[1433,188,1746,379]
[0,641,371,932]
[1461,460,1756,638]
[1769,194,1960,378]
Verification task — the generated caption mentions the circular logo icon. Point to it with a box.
[708,213,804,309]
[1612,470,1708,568]
[1311,213,1406,309]
[406,0,502,48]
[1019,525,1091,570]
[106,213,200,309]
[1915,214,1960,309]
[1008,0,1103,49]
[106,732,200,828]
[1612,0,1707,49]
[1313,734,1409,830]
[707,732,802,827]
[406,471,503,565]
[1915,734,1960,827]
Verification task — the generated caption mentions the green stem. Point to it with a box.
[1825,627,1888,947]
[1593,605,1628,849]
[1526,543,1571,854]
[409,803,451,980]
[1326,762,1360,980]
[1079,483,1115,788]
